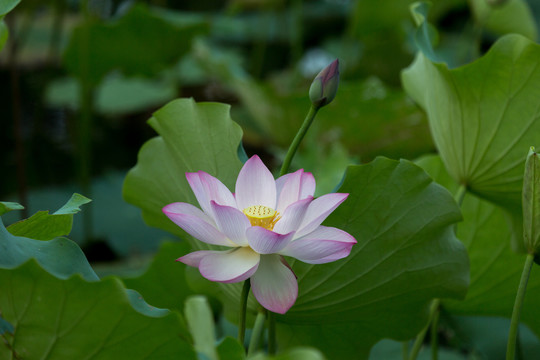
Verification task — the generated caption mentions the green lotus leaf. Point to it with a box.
[0,217,98,281]
[123,98,243,237]
[416,154,540,340]
[470,0,537,41]
[403,32,540,213]
[0,260,195,359]
[124,97,469,358]
[123,98,245,304]
[7,193,91,241]
[0,201,24,216]
[277,157,469,359]
[122,241,198,313]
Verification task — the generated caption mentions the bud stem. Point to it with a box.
[506,252,535,360]
[280,105,319,177]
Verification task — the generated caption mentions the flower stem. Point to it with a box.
[408,299,440,360]
[238,280,251,345]
[506,253,535,360]
[279,105,319,177]
[268,311,276,355]
[248,310,267,356]
[402,342,409,360]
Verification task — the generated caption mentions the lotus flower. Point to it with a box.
[163,155,356,314]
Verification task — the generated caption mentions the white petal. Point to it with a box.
[186,171,237,218]
[280,226,356,263]
[276,171,315,198]
[199,247,260,283]
[251,255,297,314]
[295,193,348,239]
[235,156,276,210]
[176,250,219,267]
[299,172,316,199]
[163,203,235,246]
[276,169,303,214]
[199,171,236,208]
[246,227,295,254]
[273,197,312,234]
[210,201,250,246]
[306,248,354,264]
[186,172,212,215]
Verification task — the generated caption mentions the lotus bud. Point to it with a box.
[309,59,340,109]
[523,146,540,253]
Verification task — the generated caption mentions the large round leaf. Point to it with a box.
[417,154,540,339]
[402,34,540,212]
[278,157,469,359]
[0,260,195,359]
[123,98,246,304]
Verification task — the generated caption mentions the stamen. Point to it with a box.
[243,205,281,230]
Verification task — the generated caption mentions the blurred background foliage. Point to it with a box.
[1,0,538,277]
[2,0,540,358]
[1,0,538,258]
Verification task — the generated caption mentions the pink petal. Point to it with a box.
[163,203,235,247]
[294,193,349,239]
[235,156,276,211]
[275,171,316,213]
[199,172,237,208]
[186,172,212,215]
[210,201,250,246]
[186,172,236,217]
[308,248,354,264]
[199,247,260,283]
[276,170,303,214]
[176,250,219,267]
[280,226,356,263]
[246,227,295,254]
[299,172,316,199]
[250,254,298,314]
[273,197,313,234]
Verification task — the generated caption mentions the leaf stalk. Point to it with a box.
[506,253,535,360]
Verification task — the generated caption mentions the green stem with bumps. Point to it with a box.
[506,253,535,360]
[279,105,319,177]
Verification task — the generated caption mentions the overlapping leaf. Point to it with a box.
[123,98,244,237]
[0,201,24,216]
[122,241,201,313]
[416,155,540,339]
[124,97,470,358]
[278,157,469,359]
[0,217,98,281]
[402,27,540,212]
[7,193,91,240]
[470,0,537,41]
[0,260,195,360]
